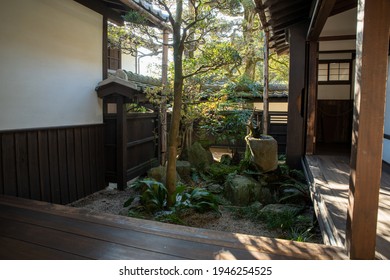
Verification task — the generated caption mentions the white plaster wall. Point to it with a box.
[318,85,352,100]
[382,58,390,163]
[319,40,356,52]
[320,8,357,37]
[0,0,103,130]
[122,52,137,73]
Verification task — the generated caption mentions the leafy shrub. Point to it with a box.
[206,163,238,184]
[123,179,168,214]
[123,179,220,216]
[174,185,221,214]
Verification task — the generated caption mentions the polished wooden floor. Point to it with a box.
[0,195,346,260]
[304,155,390,259]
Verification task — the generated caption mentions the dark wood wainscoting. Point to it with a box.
[0,124,106,204]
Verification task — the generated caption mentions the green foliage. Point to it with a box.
[123,179,168,214]
[174,185,221,214]
[126,103,150,113]
[278,170,311,205]
[123,11,147,25]
[205,163,238,184]
[123,179,220,216]
[258,210,298,230]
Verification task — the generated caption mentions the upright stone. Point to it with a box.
[246,136,278,172]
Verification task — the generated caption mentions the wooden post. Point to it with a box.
[346,0,390,259]
[160,29,169,165]
[286,21,309,169]
[305,41,318,155]
[262,30,269,135]
[116,96,127,190]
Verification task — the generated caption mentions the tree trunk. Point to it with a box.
[166,8,184,206]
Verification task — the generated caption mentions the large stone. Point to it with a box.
[176,161,192,183]
[246,136,278,172]
[147,165,180,185]
[187,142,214,171]
[224,174,272,206]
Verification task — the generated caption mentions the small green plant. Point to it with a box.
[123,179,168,214]
[278,170,310,205]
[174,185,221,214]
[123,179,220,218]
[258,210,298,230]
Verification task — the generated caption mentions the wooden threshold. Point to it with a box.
[0,195,347,260]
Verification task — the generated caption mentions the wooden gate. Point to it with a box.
[96,79,160,190]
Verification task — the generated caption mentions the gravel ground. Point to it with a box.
[68,183,280,238]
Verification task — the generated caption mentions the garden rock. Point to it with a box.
[246,136,278,172]
[147,165,180,185]
[224,174,272,206]
[207,183,224,194]
[259,204,301,216]
[176,161,192,183]
[187,142,214,171]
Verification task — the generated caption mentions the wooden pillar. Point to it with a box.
[116,97,127,190]
[305,41,318,155]
[286,21,309,169]
[346,0,390,259]
[263,30,269,135]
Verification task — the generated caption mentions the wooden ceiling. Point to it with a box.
[254,0,357,54]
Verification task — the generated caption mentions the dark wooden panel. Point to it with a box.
[88,127,98,194]
[57,130,70,204]
[15,133,30,199]
[96,126,105,190]
[66,129,78,202]
[316,100,353,144]
[38,131,51,202]
[81,128,92,195]
[74,128,85,199]
[0,135,3,195]
[2,134,17,196]
[48,130,61,204]
[0,124,105,204]
[27,132,41,200]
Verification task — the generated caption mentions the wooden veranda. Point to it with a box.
[0,195,347,260]
[304,155,390,259]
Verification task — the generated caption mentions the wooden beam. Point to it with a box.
[346,0,390,259]
[305,41,318,155]
[307,0,337,41]
[118,0,171,32]
[319,35,356,41]
[74,0,124,25]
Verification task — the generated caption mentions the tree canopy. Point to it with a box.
[109,0,289,205]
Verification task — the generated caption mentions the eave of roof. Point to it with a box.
[254,0,357,54]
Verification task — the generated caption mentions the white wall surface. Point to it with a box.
[0,0,103,130]
[318,85,352,100]
[122,52,137,73]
